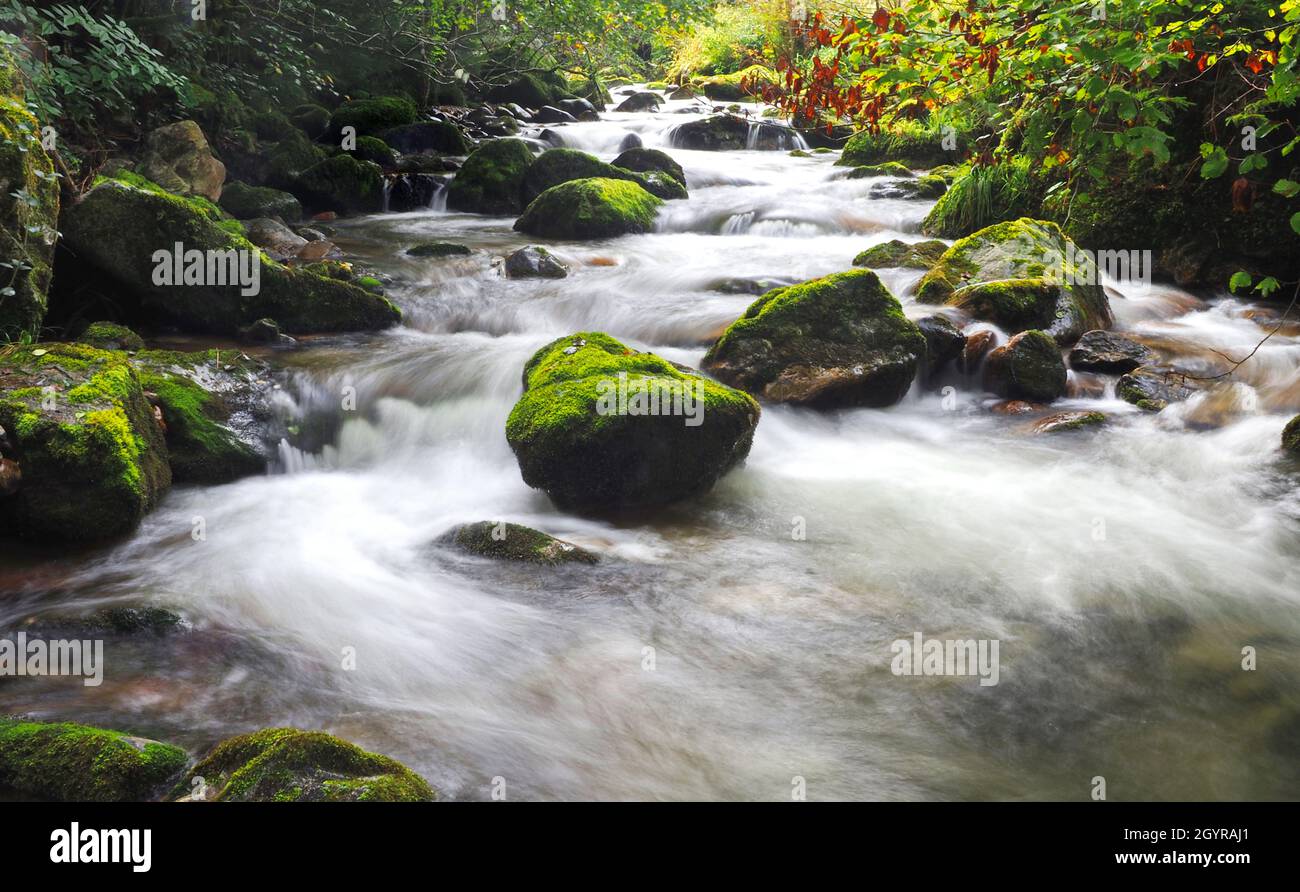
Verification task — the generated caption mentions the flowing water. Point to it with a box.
[4,88,1300,801]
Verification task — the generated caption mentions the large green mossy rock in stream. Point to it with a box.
[444,521,598,565]
[853,238,948,271]
[983,329,1068,402]
[703,269,927,409]
[291,154,386,214]
[133,349,271,484]
[521,148,687,203]
[0,343,171,542]
[506,332,759,511]
[915,218,1113,345]
[327,96,417,138]
[180,728,435,802]
[59,175,400,334]
[514,178,663,240]
[1283,415,1300,456]
[0,47,59,342]
[447,138,536,215]
[0,719,188,802]
[610,147,686,186]
[837,120,969,169]
[693,65,778,102]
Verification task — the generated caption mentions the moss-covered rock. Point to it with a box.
[328,96,417,138]
[611,147,686,186]
[983,330,1067,402]
[78,321,144,352]
[379,121,470,155]
[263,132,329,190]
[133,349,269,484]
[181,728,434,802]
[445,521,598,565]
[1283,415,1300,455]
[486,74,559,109]
[0,343,170,541]
[703,269,926,408]
[351,135,396,167]
[0,719,188,802]
[1028,410,1106,434]
[60,176,400,334]
[915,314,967,378]
[138,120,226,201]
[1067,330,1155,374]
[218,181,303,222]
[1116,366,1196,411]
[506,332,759,511]
[504,245,568,279]
[838,120,968,168]
[447,138,536,215]
[695,65,778,101]
[293,154,385,214]
[515,178,662,240]
[852,239,948,271]
[407,241,471,258]
[521,148,685,204]
[915,218,1113,344]
[289,103,331,138]
[0,48,59,341]
[669,114,750,151]
[845,161,915,179]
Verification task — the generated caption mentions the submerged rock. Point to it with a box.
[983,330,1067,402]
[916,218,1113,344]
[444,521,597,565]
[1067,330,1155,374]
[506,332,759,511]
[504,245,568,279]
[138,120,226,200]
[1027,411,1106,434]
[853,239,948,271]
[133,348,272,484]
[0,718,188,802]
[514,178,663,239]
[60,176,400,335]
[181,728,435,802]
[1117,366,1197,411]
[447,138,536,215]
[703,269,926,408]
[0,343,170,541]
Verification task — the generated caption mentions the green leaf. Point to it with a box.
[1292,212,1300,237]
[1273,179,1300,198]
[1228,271,1252,293]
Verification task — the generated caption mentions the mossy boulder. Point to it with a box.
[611,147,686,185]
[846,161,915,178]
[521,148,685,204]
[407,241,471,258]
[915,218,1113,344]
[670,114,750,151]
[263,132,329,190]
[0,719,188,802]
[445,521,598,565]
[703,269,926,408]
[614,92,663,113]
[853,239,948,271]
[219,181,303,222]
[293,154,385,214]
[133,349,269,484]
[138,120,227,201]
[447,138,536,215]
[0,343,170,541]
[1116,366,1196,411]
[506,332,759,511]
[695,65,778,101]
[379,121,470,155]
[60,176,400,335]
[0,48,59,341]
[983,330,1067,402]
[486,74,559,109]
[1067,330,1155,374]
[1029,410,1106,434]
[838,121,967,168]
[181,728,434,802]
[515,178,662,240]
[351,136,396,167]
[328,96,417,138]
[79,321,144,352]
[288,103,331,137]
[1283,415,1300,455]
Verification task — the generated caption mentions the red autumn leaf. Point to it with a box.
[872,8,890,32]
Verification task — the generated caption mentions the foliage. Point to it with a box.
[662,0,796,80]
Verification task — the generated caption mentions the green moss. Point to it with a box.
[0,718,188,802]
[447,521,598,565]
[79,321,144,352]
[447,138,536,215]
[947,278,1063,332]
[182,728,435,802]
[328,96,417,138]
[1284,415,1300,455]
[852,239,948,271]
[838,117,969,168]
[984,330,1067,402]
[506,332,759,510]
[845,161,915,178]
[611,148,686,186]
[289,103,331,137]
[522,148,685,204]
[293,154,385,214]
[406,242,471,258]
[0,343,170,540]
[922,157,1039,238]
[264,132,329,189]
[352,135,395,166]
[218,181,303,221]
[514,178,663,239]
[694,65,777,101]
[703,269,926,407]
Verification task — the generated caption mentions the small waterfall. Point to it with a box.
[746,121,808,151]
[429,181,448,212]
[381,178,392,213]
[721,211,755,234]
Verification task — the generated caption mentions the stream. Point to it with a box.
[3,87,1300,801]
